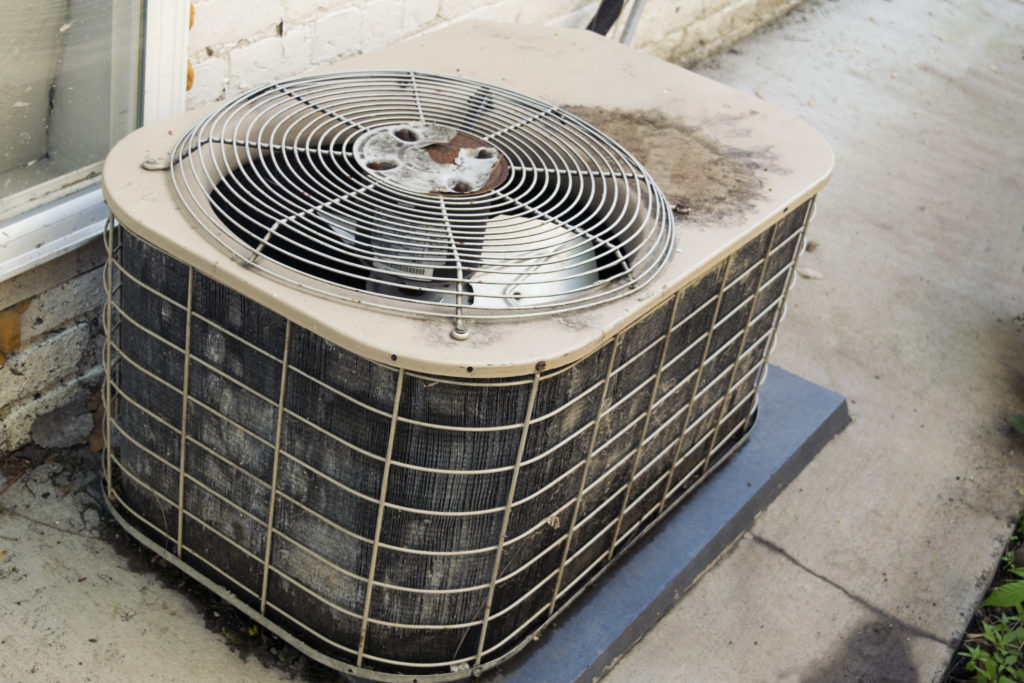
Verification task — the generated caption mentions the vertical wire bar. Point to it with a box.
[606,294,681,557]
[357,368,405,666]
[259,320,293,614]
[439,197,468,336]
[409,71,426,124]
[102,215,116,499]
[701,226,780,469]
[547,337,620,616]
[654,259,733,516]
[748,199,816,423]
[473,372,541,667]
[175,267,196,554]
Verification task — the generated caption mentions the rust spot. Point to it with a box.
[425,131,509,195]
[0,299,32,356]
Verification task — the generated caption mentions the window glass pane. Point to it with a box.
[0,0,142,220]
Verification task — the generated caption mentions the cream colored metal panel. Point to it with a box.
[102,21,832,378]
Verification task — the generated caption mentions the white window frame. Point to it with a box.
[0,0,190,283]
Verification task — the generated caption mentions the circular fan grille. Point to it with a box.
[170,71,673,324]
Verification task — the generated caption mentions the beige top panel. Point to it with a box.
[103,21,832,378]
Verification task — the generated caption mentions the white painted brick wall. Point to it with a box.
[229,26,316,89]
[402,0,441,34]
[462,0,521,23]
[361,0,406,52]
[516,0,586,26]
[310,8,362,63]
[284,0,336,22]
[187,0,600,109]
[186,0,803,110]
[190,0,284,52]
[189,55,229,104]
[438,0,488,21]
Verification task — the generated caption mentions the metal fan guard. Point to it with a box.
[170,71,674,327]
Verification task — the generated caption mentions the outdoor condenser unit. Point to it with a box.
[100,23,831,680]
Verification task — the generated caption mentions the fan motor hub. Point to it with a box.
[352,122,508,195]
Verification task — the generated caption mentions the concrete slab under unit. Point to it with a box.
[493,365,849,682]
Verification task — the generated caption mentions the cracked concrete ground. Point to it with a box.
[1,0,1022,681]
[604,0,1024,680]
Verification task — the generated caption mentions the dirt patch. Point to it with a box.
[2,448,345,681]
[564,106,770,223]
[97,514,347,681]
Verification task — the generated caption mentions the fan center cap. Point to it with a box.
[352,122,507,195]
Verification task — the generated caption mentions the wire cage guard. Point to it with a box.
[101,193,814,679]
[168,71,674,335]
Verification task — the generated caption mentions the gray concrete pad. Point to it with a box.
[605,0,1024,680]
[621,531,959,682]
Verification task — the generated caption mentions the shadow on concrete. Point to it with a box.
[801,619,918,683]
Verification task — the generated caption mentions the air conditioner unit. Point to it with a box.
[100,22,831,681]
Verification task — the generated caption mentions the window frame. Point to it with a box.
[0,0,190,284]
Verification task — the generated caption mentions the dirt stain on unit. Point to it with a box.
[564,106,772,224]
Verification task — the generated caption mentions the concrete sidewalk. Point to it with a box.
[605,0,1024,680]
[1,1,1022,682]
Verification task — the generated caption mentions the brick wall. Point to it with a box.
[187,0,598,108]
[186,0,804,109]
[0,0,804,456]
[0,243,105,453]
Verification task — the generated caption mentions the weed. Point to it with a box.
[959,605,1024,681]
[956,489,1024,681]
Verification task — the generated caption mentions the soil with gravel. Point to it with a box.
[97,519,348,682]
[0,445,346,682]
